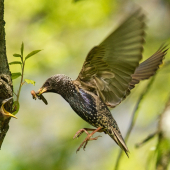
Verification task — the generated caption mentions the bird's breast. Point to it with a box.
[67,88,99,125]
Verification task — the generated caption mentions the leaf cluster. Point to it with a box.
[9,42,41,114]
[10,42,41,81]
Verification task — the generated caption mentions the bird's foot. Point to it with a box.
[73,128,91,138]
[73,127,102,153]
[76,135,101,153]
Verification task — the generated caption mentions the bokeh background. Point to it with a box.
[1,0,170,169]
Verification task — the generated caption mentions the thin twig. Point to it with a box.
[135,131,158,148]
[13,91,17,97]
[16,60,25,103]
[114,75,156,170]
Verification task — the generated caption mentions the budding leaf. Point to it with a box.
[21,42,24,57]
[24,79,36,86]
[11,72,21,80]
[13,54,21,57]
[25,50,41,60]
[9,61,22,65]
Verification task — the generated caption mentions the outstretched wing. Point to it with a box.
[129,45,168,90]
[74,10,146,107]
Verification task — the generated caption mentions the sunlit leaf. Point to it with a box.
[24,79,36,86]
[13,54,21,57]
[25,50,41,60]
[11,72,21,80]
[21,42,24,57]
[9,61,22,65]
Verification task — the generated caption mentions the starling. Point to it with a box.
[32,10,168,157]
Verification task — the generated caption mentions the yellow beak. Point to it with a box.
[1,97,17,119]
[1,104,17,119]
[38,87,47,95]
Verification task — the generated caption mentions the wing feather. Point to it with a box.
[129,46,168,89]
[75,10,146,107]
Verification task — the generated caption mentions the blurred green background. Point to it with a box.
[1,0,170,169]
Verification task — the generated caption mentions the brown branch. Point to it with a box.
[0,0,13,148]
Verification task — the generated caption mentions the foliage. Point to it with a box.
[9,42,41,114]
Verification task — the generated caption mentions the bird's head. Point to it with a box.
[38,74,68,95]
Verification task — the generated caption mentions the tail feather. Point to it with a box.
[110,127,129,157]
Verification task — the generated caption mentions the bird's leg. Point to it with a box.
[73,128,100,138]
[75,127,103,152]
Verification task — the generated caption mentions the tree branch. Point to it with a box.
[0,0,13,148]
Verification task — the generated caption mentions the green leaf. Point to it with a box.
[21,42,24,57]
[13,54,21,57]
[24,79,36,86]
[25,50,41,60]
[11,72,21,80]
[9,61,22,65]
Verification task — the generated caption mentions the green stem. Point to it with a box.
[16,60,25,103]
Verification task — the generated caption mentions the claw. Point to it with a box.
[74,127,102,153]
[0,97,17,119]
[73,129,89,139]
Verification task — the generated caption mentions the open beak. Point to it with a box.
[1,97,17,119]
[33,87,48,105]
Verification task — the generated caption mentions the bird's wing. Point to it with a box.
[129,45,168,90]
[74,10,146,107]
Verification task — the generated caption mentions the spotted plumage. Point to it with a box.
[32,10,168,157]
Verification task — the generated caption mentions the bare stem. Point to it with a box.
[16,60,25,103]
[135,131,158,148]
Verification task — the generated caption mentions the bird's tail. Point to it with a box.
[109,126,129,157]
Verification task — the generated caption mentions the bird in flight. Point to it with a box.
[31,9,168,157]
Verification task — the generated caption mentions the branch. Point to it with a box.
[135,131,158,148]
[0,0,13,148]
